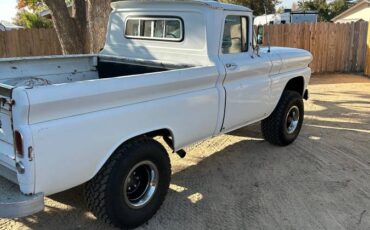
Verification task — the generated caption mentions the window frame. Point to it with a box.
[221,15,250,55]
[124,16,184,42]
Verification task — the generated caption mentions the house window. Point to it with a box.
[222,15,249,54]
[125,17,183,42]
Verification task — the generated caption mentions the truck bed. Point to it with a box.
[0,54,189,194]
[0,55,184,89]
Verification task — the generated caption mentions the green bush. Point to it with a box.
[14,11,53,29]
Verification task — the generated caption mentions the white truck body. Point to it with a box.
[0,0,312,219]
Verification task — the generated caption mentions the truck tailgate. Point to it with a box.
[0,84,17,181]
[0,176,44,218]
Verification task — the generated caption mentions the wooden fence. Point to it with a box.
[262,22,368,73]
[0,28,62,58]
[0,23,368,74]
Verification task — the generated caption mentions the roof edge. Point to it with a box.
[111,0,252,12]
[332,0,370,22]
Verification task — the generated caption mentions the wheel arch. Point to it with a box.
[266,75,307,119]
[283,76,305,96]
[91,128,175,180]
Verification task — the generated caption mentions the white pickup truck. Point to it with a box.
[0,0,312,228]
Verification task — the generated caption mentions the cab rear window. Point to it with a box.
[125,17,183,42]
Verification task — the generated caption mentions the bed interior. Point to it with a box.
[0,56,183,88]
[97,60,170,79]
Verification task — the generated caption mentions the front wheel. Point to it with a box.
[261,90,304,146]
[84,138,171,229]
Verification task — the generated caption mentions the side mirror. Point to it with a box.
[257,25,264,45]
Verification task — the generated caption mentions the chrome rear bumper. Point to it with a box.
[0,175,44,218]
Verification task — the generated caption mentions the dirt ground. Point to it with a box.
[1,73,370,230]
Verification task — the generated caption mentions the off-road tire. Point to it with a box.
[84,138,171,229]
[261,90,304,146]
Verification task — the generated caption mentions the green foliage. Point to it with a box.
[298,0,356,22]
[276,6,285,13]
[221,0,280,15]
[298,0,329,21]
[329,0,355,19]
[17,0,45,12]
[14,11,53,28]
[15,0,74,28]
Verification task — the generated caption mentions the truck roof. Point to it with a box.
[111,0,252,12]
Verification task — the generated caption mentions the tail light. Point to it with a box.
[14,130,24,157]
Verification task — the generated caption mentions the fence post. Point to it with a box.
[365,22,370,76]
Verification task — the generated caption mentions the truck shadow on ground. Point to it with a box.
[6,134,269,230]
[304,91,370,133]
[9,124,370,229]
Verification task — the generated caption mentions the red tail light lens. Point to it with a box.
[14,130,24,157]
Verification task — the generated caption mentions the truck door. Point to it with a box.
[219,13,272,131]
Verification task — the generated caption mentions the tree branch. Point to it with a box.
[44,0,85,54]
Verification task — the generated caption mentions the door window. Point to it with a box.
[222,15,249,54]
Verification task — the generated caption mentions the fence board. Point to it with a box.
[358,22,367,72]
[0,32,6,57]
[365,23,370,76]
[262,22,368,73]
[0,28,62,58]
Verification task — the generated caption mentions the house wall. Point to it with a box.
[334,3,370,23]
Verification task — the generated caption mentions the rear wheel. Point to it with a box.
[261,90,304,146]
[84,138,171,229]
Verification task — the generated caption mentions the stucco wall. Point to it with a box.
[334,3,370,23]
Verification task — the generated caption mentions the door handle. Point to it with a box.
[225,63,238,70]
